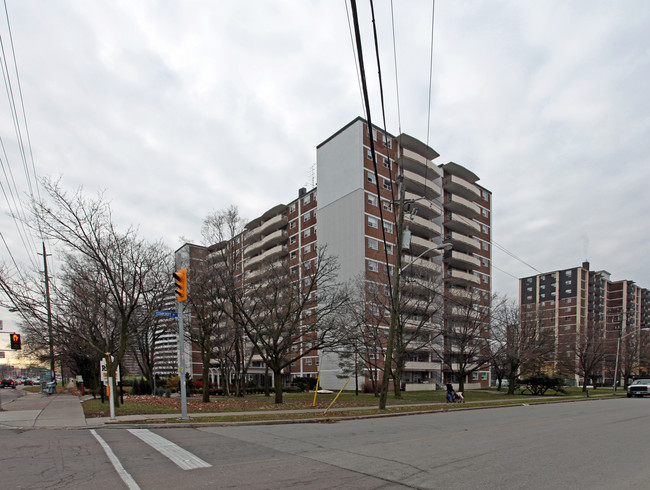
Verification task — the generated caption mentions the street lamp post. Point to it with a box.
[612,327,649,395]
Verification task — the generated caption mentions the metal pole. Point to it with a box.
[612,335,621,395]
[178,300,189,420]
[108,376,116,420]
[42,242,55,383]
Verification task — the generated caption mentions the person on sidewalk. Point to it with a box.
[446,381,455,403]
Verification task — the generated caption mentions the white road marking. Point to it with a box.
[127,429,212,470]
[91,429,141,490]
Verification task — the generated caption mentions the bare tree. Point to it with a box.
[231,246,349,404]
[393,270,444,397]
[493,298,556,395]
[22,178,171,404]
[340,278,389,396]
[188,206,247,398]
[438,289,490,393]
[568,317,607,392]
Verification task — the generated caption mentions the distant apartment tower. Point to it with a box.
[172,117,491,389]
[520,262,650,385]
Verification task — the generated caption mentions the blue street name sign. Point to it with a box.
[154,311,178,318]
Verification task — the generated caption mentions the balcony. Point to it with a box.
[405,192,443,219]
[402,254,442,275]
[444,250,480,270]
[408,235,444,258]
[246,244,288,268]
[398,148,441,180]
[404,361,441,371]
[442,174,480,201]
[444,213,481,235]
[404,214,442,239]
[444,193,480,219]
[244,204,287,243]
[445,231,480,254]
[441,162,479,184]
[445,268,481,286]
[403,168,442,201]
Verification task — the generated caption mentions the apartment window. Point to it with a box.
[386,137,392,149]
[305,358,312,366]
[472,372,479,380]
[367,194,377,206]
[383,178,392,191]
[383,222,393,233]
[290,266,298,275]
[386,243,394,255]
[305,260,312,270]
[289,236,297,245]
[368,238,379,250]
[303,244,311,254]
[290,220,297,229]
[481,224,489,234]
[482,208,489,218]
[481,189,489,200]
[383,157,391,169]
[368,216,378,228]
[368,261,379,273]
[372,128,377,141]
[482,258,489,267]
[290,251,297,259]
[367,171,376,184]
[303,211,310,222]
[290,203,296,213]
[366,149,372,160]
[303,194,311,205]
[482,241,489,251]
[382,200,393,212]
[304,228,311,238]
[481,373,487,380]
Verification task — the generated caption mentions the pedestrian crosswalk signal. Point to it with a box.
[10,333,21,350]
[173,268,187,302]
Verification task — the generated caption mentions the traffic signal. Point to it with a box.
[173,267,187,302]
[10,333,21,350]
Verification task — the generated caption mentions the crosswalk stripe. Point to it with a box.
[127,429,212,470]
[91,430,141,490]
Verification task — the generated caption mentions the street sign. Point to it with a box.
[100,358,121,383]
[155,311,178,318]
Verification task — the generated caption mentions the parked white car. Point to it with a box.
[627,379,650,398]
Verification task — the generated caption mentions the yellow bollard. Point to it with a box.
[323,378,350,415]
[312,371,321,407]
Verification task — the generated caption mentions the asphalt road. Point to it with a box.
[0,397,648,489]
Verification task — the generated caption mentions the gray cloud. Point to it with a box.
[1,0,649,306]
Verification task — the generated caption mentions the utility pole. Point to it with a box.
[379,173,406,410]
[41,242,56,383]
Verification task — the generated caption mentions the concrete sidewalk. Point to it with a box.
[0,388,88,430]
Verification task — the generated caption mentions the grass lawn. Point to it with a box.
[81,386,611,420]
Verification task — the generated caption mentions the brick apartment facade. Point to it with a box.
[520,262,650,386]
[169,118,492,390]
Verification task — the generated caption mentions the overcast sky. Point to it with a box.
[2,0,650,341]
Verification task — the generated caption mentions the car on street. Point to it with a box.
[627,379,650,397]
[1,378,16,389]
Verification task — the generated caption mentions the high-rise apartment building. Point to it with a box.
[172,118,492,390]
[317,118,491,389]
[520,262,650,385]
